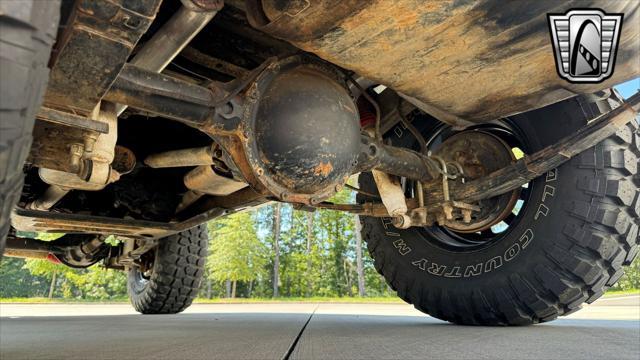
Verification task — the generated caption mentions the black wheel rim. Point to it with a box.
[133,268,150,287]
[133,248,155,287]
[414,119,535,252]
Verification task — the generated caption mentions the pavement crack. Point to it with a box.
[281,305,318,360]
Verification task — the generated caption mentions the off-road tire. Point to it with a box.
[0,1,60,256]
[128,225,208,314]
[359,94,639,325]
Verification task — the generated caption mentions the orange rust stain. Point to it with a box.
[395,10,418,28]
[313,161,333,177]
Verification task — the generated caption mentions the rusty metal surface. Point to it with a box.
[27,120,93,174]
[372,170,407,217]
[112,145,136,175]
[39,168,110,192]
[183,165,248,196]
[4,237,53,254]
[107,56,364,205]
[45,0,162,115]
[20,88,635,234]
[11,208,174,238]
[144,145,215,168]
[242,56,360,204]
[357,136,441,182]
[180,46,250,78]
[116,5,218,115]
[432,131,518,232]
[247,0,640,123]
[104,64,225,125]
[3,249,50,260]
[37,107,109,134]
[28,185,70,211]
[104,59,439,205]
[181,0,224,12]
[181,186,265,217]
[11,186,267,239]
[423,91,640,205]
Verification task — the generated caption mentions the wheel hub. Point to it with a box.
[433,130,519,233]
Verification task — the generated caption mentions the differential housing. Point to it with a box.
[243,56,361,203]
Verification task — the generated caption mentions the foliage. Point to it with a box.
[22,258,68,278]
[4,187,636,301]
[207,212,267,285]
[0,258,50,297]
[612,256,640,291]
[8,258,127,300]
[62,266,127,299]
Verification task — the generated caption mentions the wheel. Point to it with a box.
[0,1,60,256]
[128,225,208,314]
[359,94,639,325]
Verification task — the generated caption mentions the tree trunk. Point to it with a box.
[225,279,231,298]
[333,221,343,297]
[47,270,57,299]
[354,215,366,297]
[231,280,237,298]
[306,212,313,297]
[273,203,282,298]
[206,278,212,299]
[344,259,353,297]
[247,279,253,298]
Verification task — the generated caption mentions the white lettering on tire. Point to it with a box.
[391,170,557,278]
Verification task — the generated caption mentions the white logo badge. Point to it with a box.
[548,9,623,83]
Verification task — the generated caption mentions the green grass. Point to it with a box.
[602,289,640,297]
[0,296,402,304]
[193,296,404,304]
[2,290,636,304]
[0,297,128,304]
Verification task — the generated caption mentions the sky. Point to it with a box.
[614,77,639,99]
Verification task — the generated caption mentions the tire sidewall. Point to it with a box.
[361,98,592,297]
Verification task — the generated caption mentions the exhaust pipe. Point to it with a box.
[144,145,217,168]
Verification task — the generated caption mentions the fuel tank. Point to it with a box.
[246,0,639,125]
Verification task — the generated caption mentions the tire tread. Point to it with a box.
[360,103,639,325]
[128,225,208,314]
[0,1,60,256]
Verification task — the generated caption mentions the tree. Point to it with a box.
[306,212,314,297]
[354,215,366,297]
[22,258,127,300]
[23,259,69,299]
[207,211,267,298]
[3,186,413,300]
[63,266,126,299]
[315,189,355,297]
[272,203,282,297]
[0,258,49,298]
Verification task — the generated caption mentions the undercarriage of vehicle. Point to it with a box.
[1,0,639,323]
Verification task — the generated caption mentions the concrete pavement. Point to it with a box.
[1,296,638,359]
